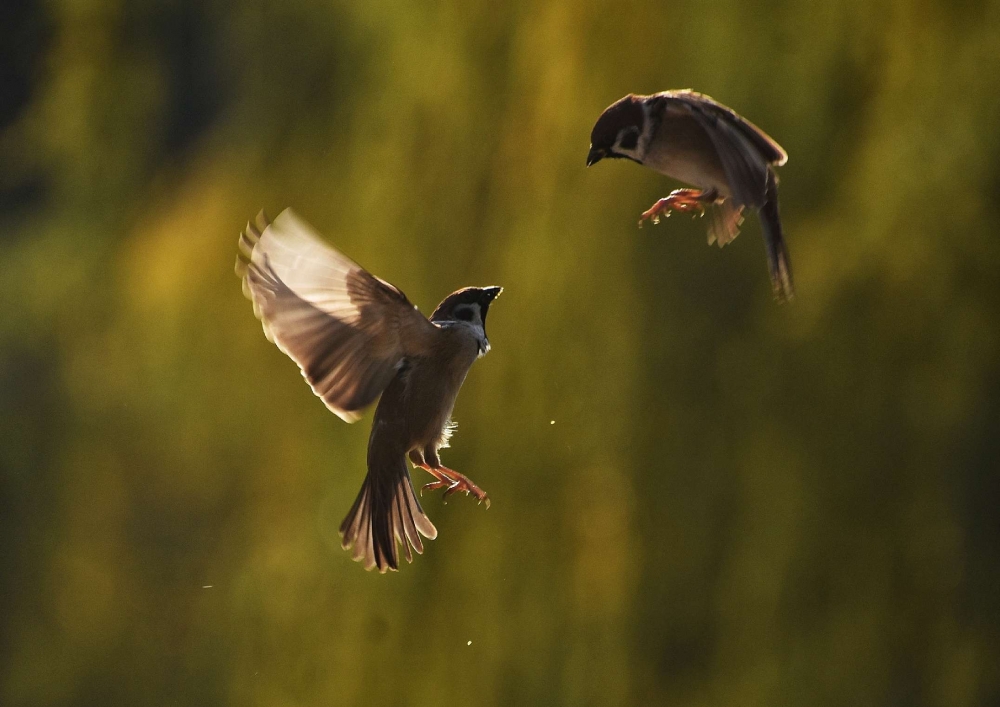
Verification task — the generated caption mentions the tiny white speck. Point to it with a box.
[550,420,555,425]
[202,585,213,589]
[467,641,472,646]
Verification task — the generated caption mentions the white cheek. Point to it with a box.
[613,134,645,162]
[633,103,657,156]
[617,144,642,161]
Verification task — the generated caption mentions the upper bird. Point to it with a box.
[587,90,794,301]
[236,209,502,572]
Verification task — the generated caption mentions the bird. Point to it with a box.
[587,89,794,301]
[235,208,502,572]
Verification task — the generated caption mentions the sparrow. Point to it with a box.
[587,90,794,301]
[235,209,502,572]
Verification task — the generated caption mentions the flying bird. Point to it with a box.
[587,90,794,301]
[236,209,502,572]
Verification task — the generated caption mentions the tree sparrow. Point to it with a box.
[587,90,794,301]
[236,209,502,572]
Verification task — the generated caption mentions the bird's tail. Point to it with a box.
[707,199,745,248]
[760,171,795,302]
[339,445,437,573]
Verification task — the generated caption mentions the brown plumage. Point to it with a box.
[588,90,794,301]
[237,209,501,571]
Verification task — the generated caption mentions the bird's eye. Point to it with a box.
[619,127,639,151]
[455,307,474,321]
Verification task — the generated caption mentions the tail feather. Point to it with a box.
[339,449,437,573]
[707,199,745,248]
[759,172,795,302]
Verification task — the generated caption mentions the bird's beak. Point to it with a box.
[586,147,605,167]
[479,286,502,323]
[481,286,503,303]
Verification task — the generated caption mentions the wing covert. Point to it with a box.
[236,209,435,421]
[664,90,786,209]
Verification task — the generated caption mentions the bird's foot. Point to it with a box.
[418,465,490,509]
[639,188,719,226]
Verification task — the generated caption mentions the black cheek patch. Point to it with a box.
[619,128,639,151]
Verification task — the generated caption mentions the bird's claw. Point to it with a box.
[420,468,490,509]
[638,189,715,226]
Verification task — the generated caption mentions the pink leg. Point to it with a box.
[416,464,491,509]
[639,188,720,226]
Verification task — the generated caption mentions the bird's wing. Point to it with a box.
[665,90,786,208]
[236,208,437,422]
[669,90,787,165]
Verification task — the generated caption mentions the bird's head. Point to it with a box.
[587,94,648,167]
[431,286,503,354]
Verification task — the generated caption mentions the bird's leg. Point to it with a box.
[639,187,720,226]
[416,464,491,509]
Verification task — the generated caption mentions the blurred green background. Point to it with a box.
[2,0,999,705]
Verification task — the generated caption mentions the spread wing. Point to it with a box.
[235,208,436,422]
[664,90,787,209]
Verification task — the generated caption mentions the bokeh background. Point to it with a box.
[2,0,999,705]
